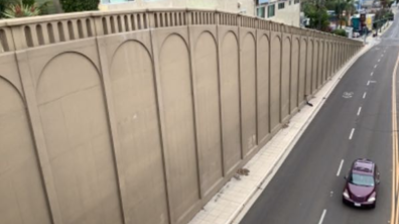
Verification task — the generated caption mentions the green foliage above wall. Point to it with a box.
[60,0,99,12]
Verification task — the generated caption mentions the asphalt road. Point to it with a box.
[240,19,399,224]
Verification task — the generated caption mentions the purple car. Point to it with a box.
[342,158,380,208]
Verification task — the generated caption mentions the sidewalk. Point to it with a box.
[189,37,378,224]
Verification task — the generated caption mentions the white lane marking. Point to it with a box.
[337,160,344,176]
[357,107,362,116]
[363,92,367,99]
[375,64,378,69]
[367,80,371,86]
[349,128,355,140]
[378,59,381,62]
[318,209,327,224]
[371,72,374,76]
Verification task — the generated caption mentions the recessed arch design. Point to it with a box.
[306,39,314,96]
[290,37,300,112]
[36,51,101,91]
[220,31,241,174]
[37,52,123,224]
[110,39,153,66]
[0,77,51,224]
[270,35,281,131]
[159,32,189,53]
[258,34,270,141]
[241,32,257,155]
[194,31,223,194]
[159,34,199,221]
[110,40,169,224]
[281,36,291,120]
[298,37,307,104]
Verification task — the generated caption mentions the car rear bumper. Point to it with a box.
[342,196,375,208]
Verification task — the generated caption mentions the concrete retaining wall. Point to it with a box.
[0,8,362,224]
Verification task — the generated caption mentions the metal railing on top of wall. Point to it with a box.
[0,8,362,53]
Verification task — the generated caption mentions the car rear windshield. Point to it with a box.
[350,173,375,187]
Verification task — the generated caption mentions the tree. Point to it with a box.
[325,0,356,28]
[303,1,330,31]
[381,0,393,8]
[0,0,16,18]
[60,0,99,12]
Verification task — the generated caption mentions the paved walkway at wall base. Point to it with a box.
[188,36,380,224]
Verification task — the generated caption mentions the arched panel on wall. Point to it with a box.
[317,41,322,88]
[298,38,307,105]
[312,40,319,93]
[257,34,270,142]
[340,44,343,66]
[331,42,336,73]
[306,40,313,96]
[194,32,223,195]
[110,40,169,224]
[241,33,257,156]
[159,34,199,221]
[220,31,241,175]
[337,43,340,70]
[290,37,299,113]
[0,77,51,224]
[37,53,123,224]
[336,43,340,71]
[325,42,330,78]
[270,35,281,131]
[281,36,291,121]
[319,41,327,84]
[321,41,326,83]
[326,42,331,79]
[336,43,340,68]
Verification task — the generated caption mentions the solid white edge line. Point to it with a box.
[337,160,344,176]
[318,209,327,224]
[357,107,362,116]
[349,128,355,140]
[371,72,374,76]
[367,80,371,86]
[363,92,367,99]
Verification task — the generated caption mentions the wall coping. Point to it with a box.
[0,7,363,53]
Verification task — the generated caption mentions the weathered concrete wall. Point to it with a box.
[0,8,362,224]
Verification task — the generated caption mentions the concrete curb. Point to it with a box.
[225,40,376,224]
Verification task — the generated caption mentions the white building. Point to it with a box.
[256,0,301,27]
[99,0,301,27]
[99,0,256,15]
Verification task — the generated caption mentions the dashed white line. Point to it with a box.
[378,59,381,62]
[349,128,355,140]
[374,64,378,69]
[337,160,344,176]
[371,72,374,76]
[357,107,362,116]
[318,209,327,224]
[363,92,367,99]
[367,80,371,86]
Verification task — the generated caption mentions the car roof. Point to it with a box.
[351,158,375,175]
